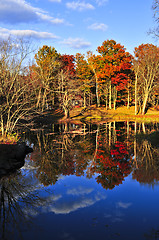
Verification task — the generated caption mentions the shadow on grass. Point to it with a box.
[32,109,64,127]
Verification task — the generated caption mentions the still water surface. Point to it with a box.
[0,121,159,240]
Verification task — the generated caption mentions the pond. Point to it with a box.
[0,121,159,240]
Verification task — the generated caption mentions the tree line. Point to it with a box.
[31,40,159,114]
[0,37,159,136]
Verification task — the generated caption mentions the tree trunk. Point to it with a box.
[127,88,130,109]
[95,74,100,107]
[52,92,55,106]
[89,92,91,107]
[142,93,149,115]
[135,72,138,115]
[36,88,41,108]
[63,90,70,118]
[113,86,117,110]
[114,99,116,110]
[109,122,111,146]
[1,115,4,136]
[64,108,70,118]
[105,96,108,110]
[109,82,112,109]
[142,122,146,133]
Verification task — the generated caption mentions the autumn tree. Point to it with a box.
[75,53,94,107]
[97,40,133,110]
[57,54,77,118]
[86,51,101,107]
[34,45,60,111]
[33,48,77,118]
[28,64,43,109]
[133,44,159,115]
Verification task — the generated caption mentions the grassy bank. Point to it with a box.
[0,106,158,143]
[68,106,159,123]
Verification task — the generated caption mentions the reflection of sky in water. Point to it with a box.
[2,123,159,240]
[24,175,107,216]
[41,176,106,215]
[16,172,159,240]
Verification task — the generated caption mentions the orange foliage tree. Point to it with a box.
[97,40,133,109]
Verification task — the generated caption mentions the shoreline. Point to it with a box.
[60,106,159,124]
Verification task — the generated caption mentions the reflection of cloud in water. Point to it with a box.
[49,192,106,214]
[104,201,132,223]
[67,186,93,196]
[24,207,39,218]
[104,213,123,223]
[45,194,62,202]
[24,194,62,217]
[117,202,132,209]
[22,179,107,217]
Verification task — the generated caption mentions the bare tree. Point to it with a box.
[150,0,159,38]
[0,37,37,136]
[57,69,80,118]
[133,44,159,115]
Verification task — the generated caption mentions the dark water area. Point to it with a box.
[0,121,159,240]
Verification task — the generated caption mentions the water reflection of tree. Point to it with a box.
[87,127,132,189]
[31,125,77,186]
[132,133,159,186]
[29,122,159,189]
[0,173,44,240]
[29,124,97,185]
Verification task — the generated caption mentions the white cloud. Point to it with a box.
[67,186,93,195]
[48,193,106,214]
[51,18,65,24]
[66,1,95,11]
[0,27,59,39]
[50,198,96,214]
[0,0,64,25]
[117,202,132,209]
[0,0,41,24]
[44,194,62,202]
[88,23,108,31]
[60,37,91,49]
[37,12,65,24]
[49,0,61,2]
[24,193,62,218]
[95,0,108,6]
[22,180,107,216]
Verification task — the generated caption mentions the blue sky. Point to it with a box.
[0,0,157,58]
